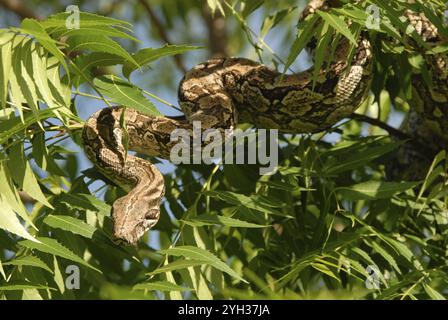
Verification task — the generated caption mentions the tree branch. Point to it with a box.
[349,113,411,141]
[0,0,41,20]
[349,113,436,155]
[201,5,229,58]
[137,0,187,73]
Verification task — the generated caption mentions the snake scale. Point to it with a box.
[82,0,446,245]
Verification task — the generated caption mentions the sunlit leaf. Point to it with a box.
[0,282,55,291]
[0,197,37,242]
[316,10,357,44]
[19,18,68,72]
[183,214,267,228]
[7,144,53,208]
[133,281,192,292]
[123,45,203,78]
[93,75,161,116]
[19,237,101,273]
[57,193,111,216]
[67,35,138,67]
[147,259,208,275]
[3,255,53,274]
[422,283,446,300]
[338,181,419,200]
[160,246,246,283]
[43,215,96,239]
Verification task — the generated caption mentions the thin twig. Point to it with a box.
[0,0,42,20]
[141,88,182,112]
[349,113,411,141]
[223,0,296,72]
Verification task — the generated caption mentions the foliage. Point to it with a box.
[0,0,447,300]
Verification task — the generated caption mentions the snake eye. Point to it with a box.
[145,209,159,220]
[145,212,153,220]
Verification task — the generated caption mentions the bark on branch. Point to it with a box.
[0,0,41,20]
[201,5,229,58]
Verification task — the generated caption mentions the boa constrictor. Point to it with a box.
[386,10,448,180]
[82,0,445,245]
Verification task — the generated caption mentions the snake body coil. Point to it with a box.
[82,36,372,244]
[83,0,447,245]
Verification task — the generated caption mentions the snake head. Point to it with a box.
[111,195,161,246]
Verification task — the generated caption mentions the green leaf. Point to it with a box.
[43,11,131,29]
[43,215,96,239]
[133,281,192,292]
[52,255,66,294]
[370,0,428,48]
[0,259,5,280]
[316,10,357,45]
[183,214,267,228]
[338,181,419,200]
[204,190,292,217]
[19,237,101,273]
[0,282,55,291]
[147,259,208,275]
[11,38,40,119]
[283,14,318,73]
[0,196,38,242]
[416,150,446,207]
[3,255,53,274]
[312,21,332,90]
[422,283,446,300]
[367,240,401,274]
[75,52,124,72]
[260,7,297,37]
[0,108,56,145]
[72,52,124,86]
[67,35,138,68]
[57,193,111,216]
[0,161,35,227]
[351,247,376,267]
[7,35,28,119]
[310,263,341,282]
[258,180,304,192]
[241,0,263,18]
[163,269,183,300]
[325,141,400,175]
[123,45,203,78]
[159,246,247,283]
[46,56,71,107]
[31,132,67,176]
[30,42,60,111]
[7,144,53,208]
[331,7,369,24]
[93,75,161,116]
[429,44,448,54]
[51,25,139,43]
[0,32,13,108]
[19,19,68,73]
[206,0,225,16]
[380,236,421,269]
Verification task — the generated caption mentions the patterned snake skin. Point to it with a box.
[386,10,448,180]
[82,0,446,245]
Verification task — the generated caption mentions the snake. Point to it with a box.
[81,0,446,245]
[386,9,448,180]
